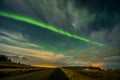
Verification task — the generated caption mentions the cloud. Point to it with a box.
[107,24,120,46]
[0,30,27,41]
[75,0,120,17]
[10,55,29,60]
[65,45,120,68]
[0,30,42,48]
[89,30,107,41]
[1,0,96,34]
[0,43,65,59]
[0,43,67,65]
[89,23,120,47]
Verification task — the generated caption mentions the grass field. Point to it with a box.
[0,62,45,78]
[62,68,120,80]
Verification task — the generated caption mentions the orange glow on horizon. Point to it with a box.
[32,64,59,68]
[91,62,104,67]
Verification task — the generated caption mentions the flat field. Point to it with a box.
[62,68,120,80]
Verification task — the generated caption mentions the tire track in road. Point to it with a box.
[47,68,69,80]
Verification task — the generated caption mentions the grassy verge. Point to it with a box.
[0,62,44,78]
[62,68,120,80]
[0,68,43,78]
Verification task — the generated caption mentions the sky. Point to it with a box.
[0,0,120,69]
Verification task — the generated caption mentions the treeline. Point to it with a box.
[0,54,11,62]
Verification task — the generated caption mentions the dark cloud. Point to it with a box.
[75,0,120,14]
[75,0,120,32]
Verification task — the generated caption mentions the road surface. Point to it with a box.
[1,68,69,80]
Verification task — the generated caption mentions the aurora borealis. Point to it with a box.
[0,0,120,69]
[0,11,103,46]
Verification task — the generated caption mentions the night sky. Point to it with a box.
[0,0,120,69]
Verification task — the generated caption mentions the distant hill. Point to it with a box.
[62,65,101,70]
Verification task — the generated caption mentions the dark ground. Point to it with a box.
[1,68,120,80]
[47,68,69,80]
[0,68,69,80]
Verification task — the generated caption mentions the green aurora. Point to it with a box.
[0,11,103,46]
